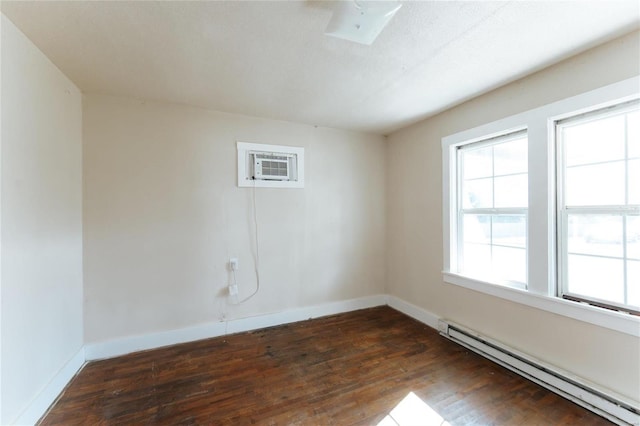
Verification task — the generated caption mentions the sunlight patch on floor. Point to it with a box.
[377,392,451,426]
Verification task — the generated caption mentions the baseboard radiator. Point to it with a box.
[438,320,639,426]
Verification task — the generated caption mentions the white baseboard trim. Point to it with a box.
[85,294,388,361]
[10,295,388,425]
[84,321,227,361]
[225,294,388,335]
[13,347,85,426]
[386,295,440,330]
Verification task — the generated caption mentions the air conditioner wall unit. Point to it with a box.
[237,142,304,188]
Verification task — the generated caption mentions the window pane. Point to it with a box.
[462,146,492,180]
[463,215,490,244]
[462,243,491,278]
[492,215,526,248]
[629,159,639,205]
[559,105,639,313]
[494,174,527,208]
[627,260,640,308]
[463,177,492,208]
[461,215,527,284]
[458,133,528,288]
[628,110,640,159]
[568,214,623,258]
[567,254,624,304]
[492,246,526,283]
[628,216,640,261]
[494,137,527,176]
[565,161,625,206]
[563,114,625,166]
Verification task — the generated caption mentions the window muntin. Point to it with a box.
[557,101,640,314]
[457,132,528,288]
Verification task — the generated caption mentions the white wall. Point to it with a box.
[82,94,386,344]
[387,30,640,403]
[0,14,83,424]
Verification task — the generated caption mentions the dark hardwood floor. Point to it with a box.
[39,307,611,425]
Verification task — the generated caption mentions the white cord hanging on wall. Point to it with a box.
[227,179,262,305]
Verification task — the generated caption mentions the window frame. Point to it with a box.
[556,100,640,315]
[442,76,640,337]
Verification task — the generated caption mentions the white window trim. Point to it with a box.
[442,76,640,337]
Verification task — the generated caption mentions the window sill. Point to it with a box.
[442,271,640,337]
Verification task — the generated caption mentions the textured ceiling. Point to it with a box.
[1,1,639,135]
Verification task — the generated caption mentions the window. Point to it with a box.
[456,132,528,288]
[557,101,640,314]
[442,77,640,337]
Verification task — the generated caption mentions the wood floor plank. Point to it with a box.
[39,307,612,425]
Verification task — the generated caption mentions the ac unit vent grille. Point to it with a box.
[253,153,291,181]
[260,161,288,176]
